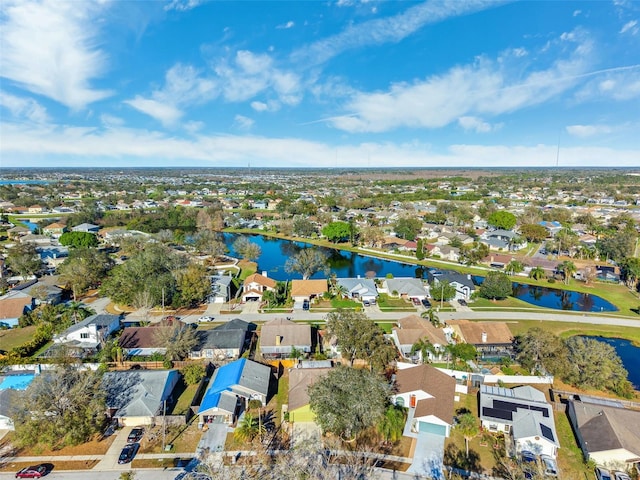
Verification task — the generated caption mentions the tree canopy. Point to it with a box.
[309,366,389,441]
[59,231,99,248]
[326,309,397,371]
[232,236,262,262]
[487,211,517,230]
[394,216,422,240]
[479,271,512,300]
[14,365,106,449]
[322,221,351,243]
[518,223,549,243]
[284,248,329,280]
[429,280,457,302]
[6,242,41,280]
[58,247,113,301]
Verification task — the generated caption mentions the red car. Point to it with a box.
[15,464,48,478]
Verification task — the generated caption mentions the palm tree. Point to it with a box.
[62,301,95,324]
[456,412,479,457]
[233,412,265,443]
[420,308,440,327]
[377,404,407,443]
[528,266,546,281]
[505,260,524,276]
[557,260,577,285]
[410,337,437,363]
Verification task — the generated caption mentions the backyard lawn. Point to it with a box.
[507,320,640,345]
[0,325,36,351]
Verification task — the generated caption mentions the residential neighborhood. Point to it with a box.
[0,167,639,480]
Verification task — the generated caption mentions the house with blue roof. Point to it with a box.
[198,358,272,425]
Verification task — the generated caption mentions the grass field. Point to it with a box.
[0,325,36,351]
[506,319,640,345]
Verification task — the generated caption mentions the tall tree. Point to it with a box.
[621,257,640,290]
[326,310,396,370]
[456,412,479,457]
[174,263,210,308]
[13,365,106,449]
[232,236,262,262]
[58,247,113,301]
[284,248,329,280]
[394,216,422,240]
[528,266,546,280]
[321,221,351,243]
[514,328,568,375]
[556,260,577,285]
[309,366,389,441]
[292,217,317,238]
[377,404,407,443]
[429,280,457,302]
[479,271,512,300]
[410,337,437,363]
[154,322,198,361]
[6,242,41,280]
[563,337,633,398]
[518,223,548,243]
[487,211,517,230]
[505,260,524,276]
[59,231,99,248]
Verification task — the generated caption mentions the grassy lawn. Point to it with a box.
[141,421,202,454]
[0,431,115,456]
[171,381,199,416]
[506,320,640,345]
[0,326,36,351]
[555,410,589,480]
[378,294,411,308]
[376,321,396,333]
[272,370,289,428]
[445,391,501,475]
[471,297,546,310]
[237,260,257,281]
[330,298,362,309]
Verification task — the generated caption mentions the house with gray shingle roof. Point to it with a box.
[190,318,254,360]
[384,277,427,300]
[259,318,312,359]
[103,369,180,426]
[335,277,378,302]
[53,314,121,350]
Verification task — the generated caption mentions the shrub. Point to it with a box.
[181,363,205,385]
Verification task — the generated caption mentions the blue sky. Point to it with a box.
[1,0,639,168]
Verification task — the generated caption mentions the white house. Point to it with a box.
[53,314,121,350]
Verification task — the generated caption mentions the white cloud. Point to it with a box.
[100,114,125,128]
[620,20,639,35]
[234,114,255,130]
[125,64,218,125]
[164,0,204,12]
[566,124,613,137]
[457,116,501,133]
[573,10,582,17]
[277,21,295,29]
[2,120,639,168]
[124,97,183,126]
[0,0,112,110]
[292,0,504,66]
[0,91,49,123]
[251,101,269,112]
[329,30,593,133]
[574,65,640,101]
[184,121,204,134]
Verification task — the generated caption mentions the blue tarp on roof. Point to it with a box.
[198,358,246,413]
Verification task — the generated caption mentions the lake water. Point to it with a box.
[224,233,616,312]
[581,336,640,390]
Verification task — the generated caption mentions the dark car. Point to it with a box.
[302,300,310,310]
[15,465,48,478]
[127,427,144,443]
[118,443,139,464]
[458,298,467,306]
[421,298,431,308]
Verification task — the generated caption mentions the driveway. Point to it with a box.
[407,432,445,480]
[241,301,261,314]
[94,425,137,471]
[196,422,229,459]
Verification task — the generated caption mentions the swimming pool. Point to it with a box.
[0,374,35,390]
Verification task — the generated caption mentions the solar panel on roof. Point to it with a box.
[530,405,549,417]
[493,399,521,412]
[483,406,513,421]
[540,424,554,442]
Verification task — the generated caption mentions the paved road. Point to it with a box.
[0,470,184,480]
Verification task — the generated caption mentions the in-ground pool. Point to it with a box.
[0,374,35,390]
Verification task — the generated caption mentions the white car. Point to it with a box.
[198,316,214,322]
[596,468,612,480]
[540,454,558,477]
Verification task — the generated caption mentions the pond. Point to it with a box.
[224,233,617,312]
[581,336,640,390]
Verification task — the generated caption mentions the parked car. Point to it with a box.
[458,298,467,306]
[540,454,558,476]
[520,451,537,464]
[613,472,631,480]
[412,297,421,305]
[421,298,431,308]
[15,465,48,478]
[118,443,139,464]
[303,300,310,310]
[596,468,612,480]
[198,316,214,322]
[362,300,370,307]
[127,427,144,443]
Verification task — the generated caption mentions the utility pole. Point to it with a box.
[162,399,167,451]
